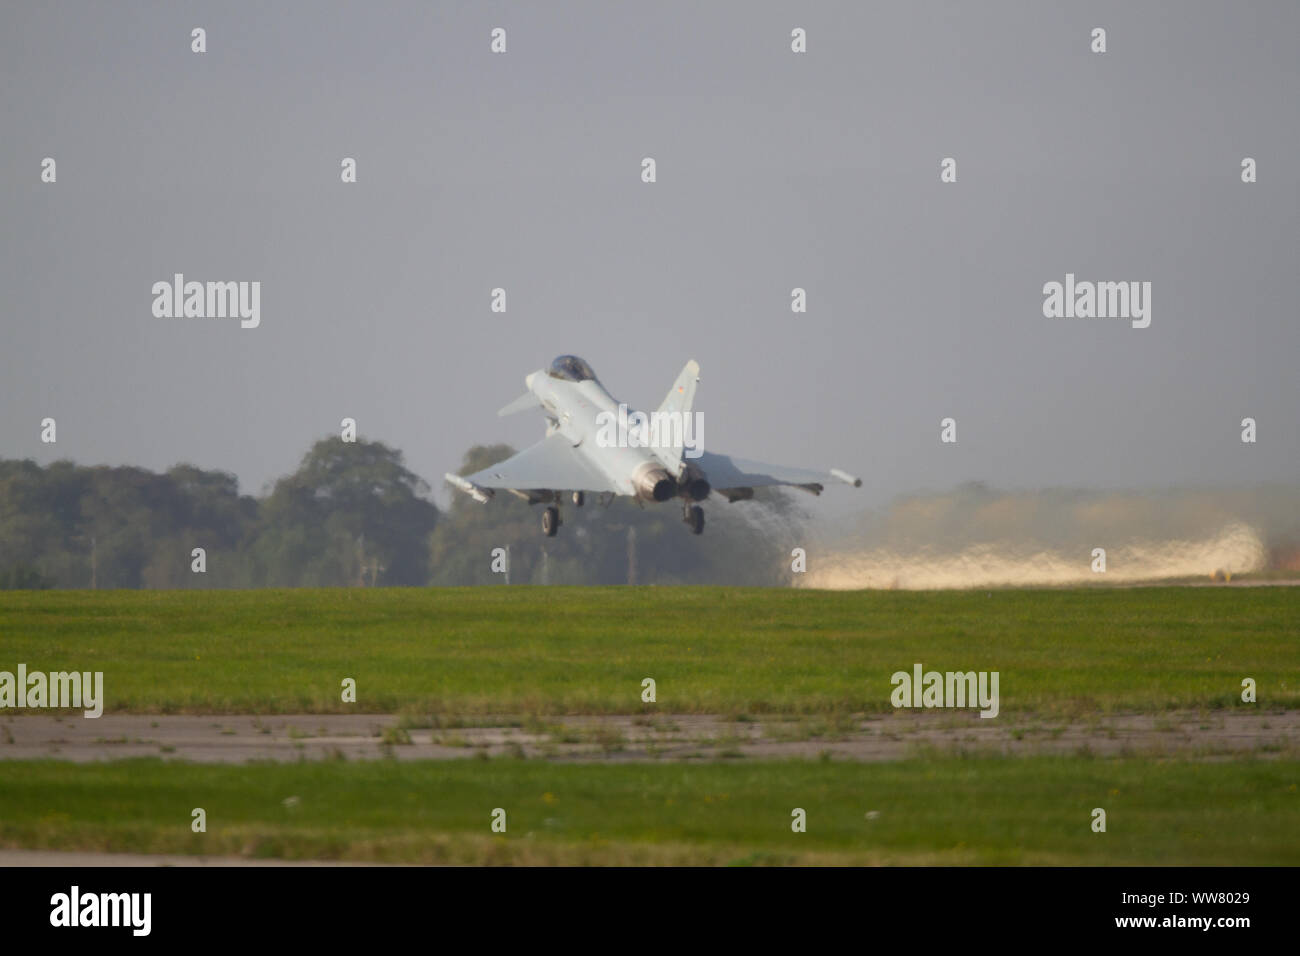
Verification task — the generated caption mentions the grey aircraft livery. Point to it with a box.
[445,356,861,536]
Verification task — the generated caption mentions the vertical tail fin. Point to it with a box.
[653,360,701,475]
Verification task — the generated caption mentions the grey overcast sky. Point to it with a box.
[2,1,1296,515]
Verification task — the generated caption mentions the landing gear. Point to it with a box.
[542,506,560,537]
[572,491,584,507]
[685,504,704,535]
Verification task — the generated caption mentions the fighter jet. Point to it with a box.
[445,355,861,536]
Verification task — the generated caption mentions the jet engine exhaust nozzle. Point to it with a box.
[634,464,678,503]
[678,463,711,501]
[685,478,711,501]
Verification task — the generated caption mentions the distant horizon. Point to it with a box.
[9,445,1300,499]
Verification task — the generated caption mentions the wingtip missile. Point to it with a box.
[830,468,862,488]
[444,472,494,503]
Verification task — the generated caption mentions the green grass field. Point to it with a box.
[2,586,1296,866]
[1,586,1295,714]
[0,755,1295,865]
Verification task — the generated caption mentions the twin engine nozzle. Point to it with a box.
[679,464,711,502]
[632,463,711,503]
[633,465,678,502]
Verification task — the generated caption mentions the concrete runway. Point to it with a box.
[2,710,1296,764]
[3,709,1294,867]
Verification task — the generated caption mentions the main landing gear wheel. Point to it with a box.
[572,491,584,507]
[688,505,704,535]
[542,506,560,537]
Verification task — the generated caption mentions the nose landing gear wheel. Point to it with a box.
[688,505,704,535]
[572,491,584,507]
[542,506,560,537]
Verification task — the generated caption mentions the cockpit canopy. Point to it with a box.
[547,354,598,383]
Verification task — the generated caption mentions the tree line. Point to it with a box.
[0,439,801,589]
